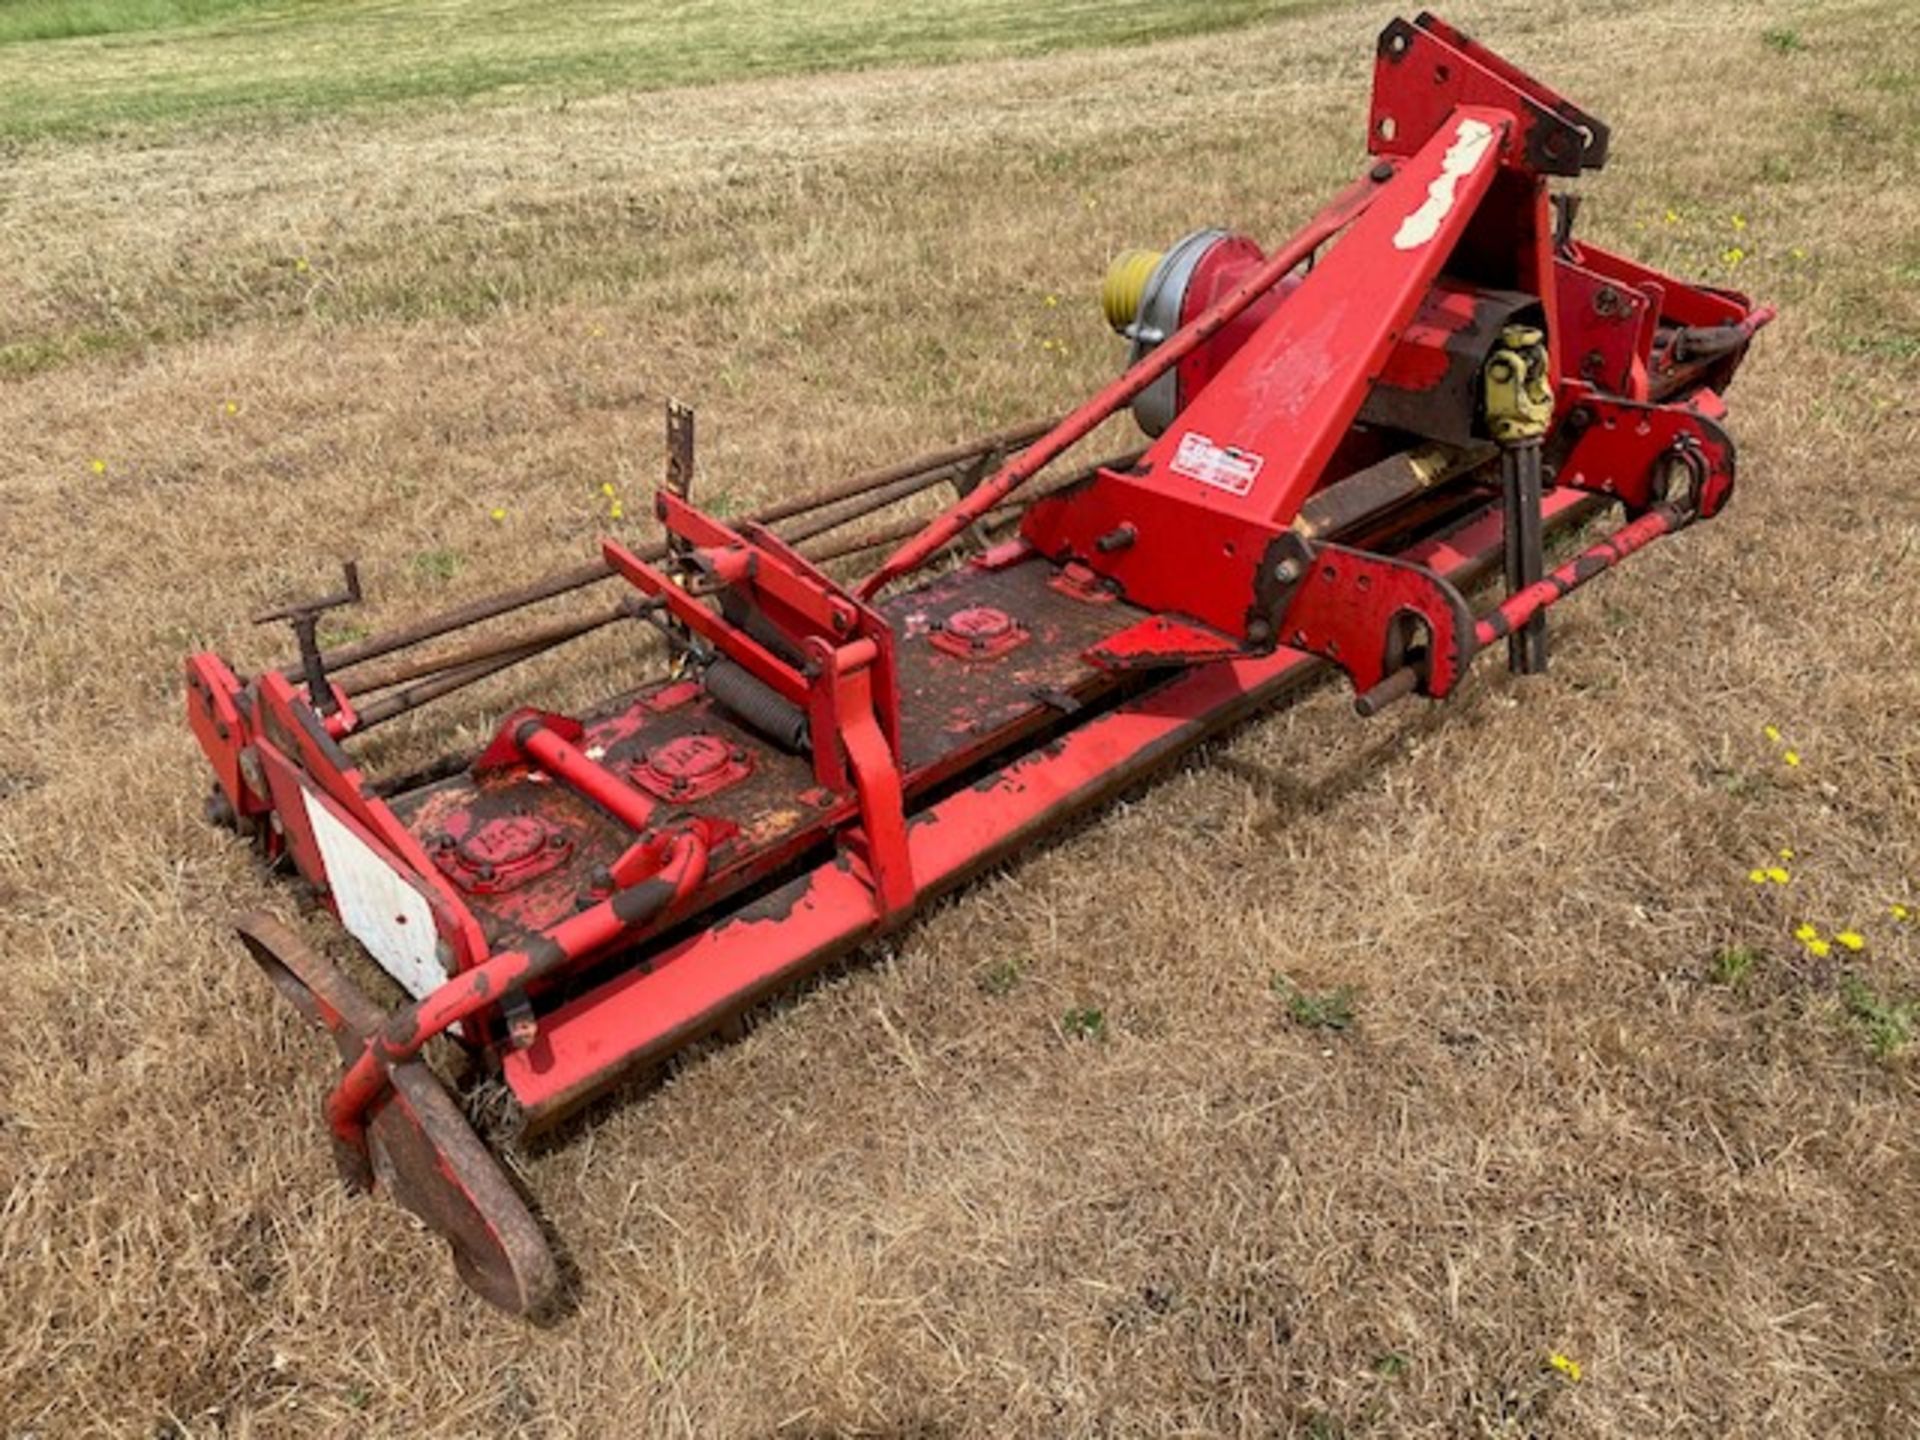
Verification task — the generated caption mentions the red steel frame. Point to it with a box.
[182,13,1770,1313]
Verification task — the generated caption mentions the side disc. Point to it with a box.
[235,910,562,1316]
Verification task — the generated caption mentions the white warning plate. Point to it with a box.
[301,789,449,1002]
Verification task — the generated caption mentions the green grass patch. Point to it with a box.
[977,959,1022,996]
[0,0,1305,141]
[1275,980,1356,1031]
[1710,945,1761,988]
[1835,333,1920,362]
[0,327,146,380]
[410,547,465,584]
[318,620,370,648]
[1061,1005,1106,1041]
[0,0,276,46]
[1840,975,1916,1061]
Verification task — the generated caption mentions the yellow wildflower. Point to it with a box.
[489,506,507,522]
[1748,869,1768,884]
[224,401,238,416]
[1790,246,1807,261]
[1721,246,1746,266]
[1664,208,1679,224]
[89,458,106,475]
[1892,904,1912,923]
[1836,931,1865,952]
[1783,750,1801,767]
[1548,1353,1583,1383]
[1731,213,1748,231]
[1780,848,1795,861]
[294,256,310,273]
[1763,725,1782,744]
[1807,938,1832,958]
[601,482,617,498]
[1766,867,1790,885]
[1044,293,1060,308]
[609,500,625,521]
[1794,923,1820,943]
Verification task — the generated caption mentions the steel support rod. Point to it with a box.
[344,603,632,694]
[807,450,1145,563]
[754,416,1055,525]
[337,456,978,700]
[513,717,660,832]
[1500,438,1549,673]
[1476,504,1678,650]
[1292,442,1494,541]
[352,646,556,729]
[296,416,1060,682]
[856,166,1394,600]
[349,449,1143,732]
[776,460,988,547]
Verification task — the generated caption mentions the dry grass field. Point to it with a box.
[3,0,1919,1433]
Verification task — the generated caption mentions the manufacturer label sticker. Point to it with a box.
[1169,431,1265,496]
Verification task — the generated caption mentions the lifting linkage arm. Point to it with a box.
[853,165,1398,601]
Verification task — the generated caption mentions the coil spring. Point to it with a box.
[703,659,810,753]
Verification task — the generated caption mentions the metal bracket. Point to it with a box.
[665,399,696,569]
[1553,390,1737,518]
[665,400,695,500]
[1262,533,1478,707]
[253,561,362,718]
[948,444,1004,556]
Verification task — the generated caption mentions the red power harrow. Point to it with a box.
[186,14,1771,1313]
